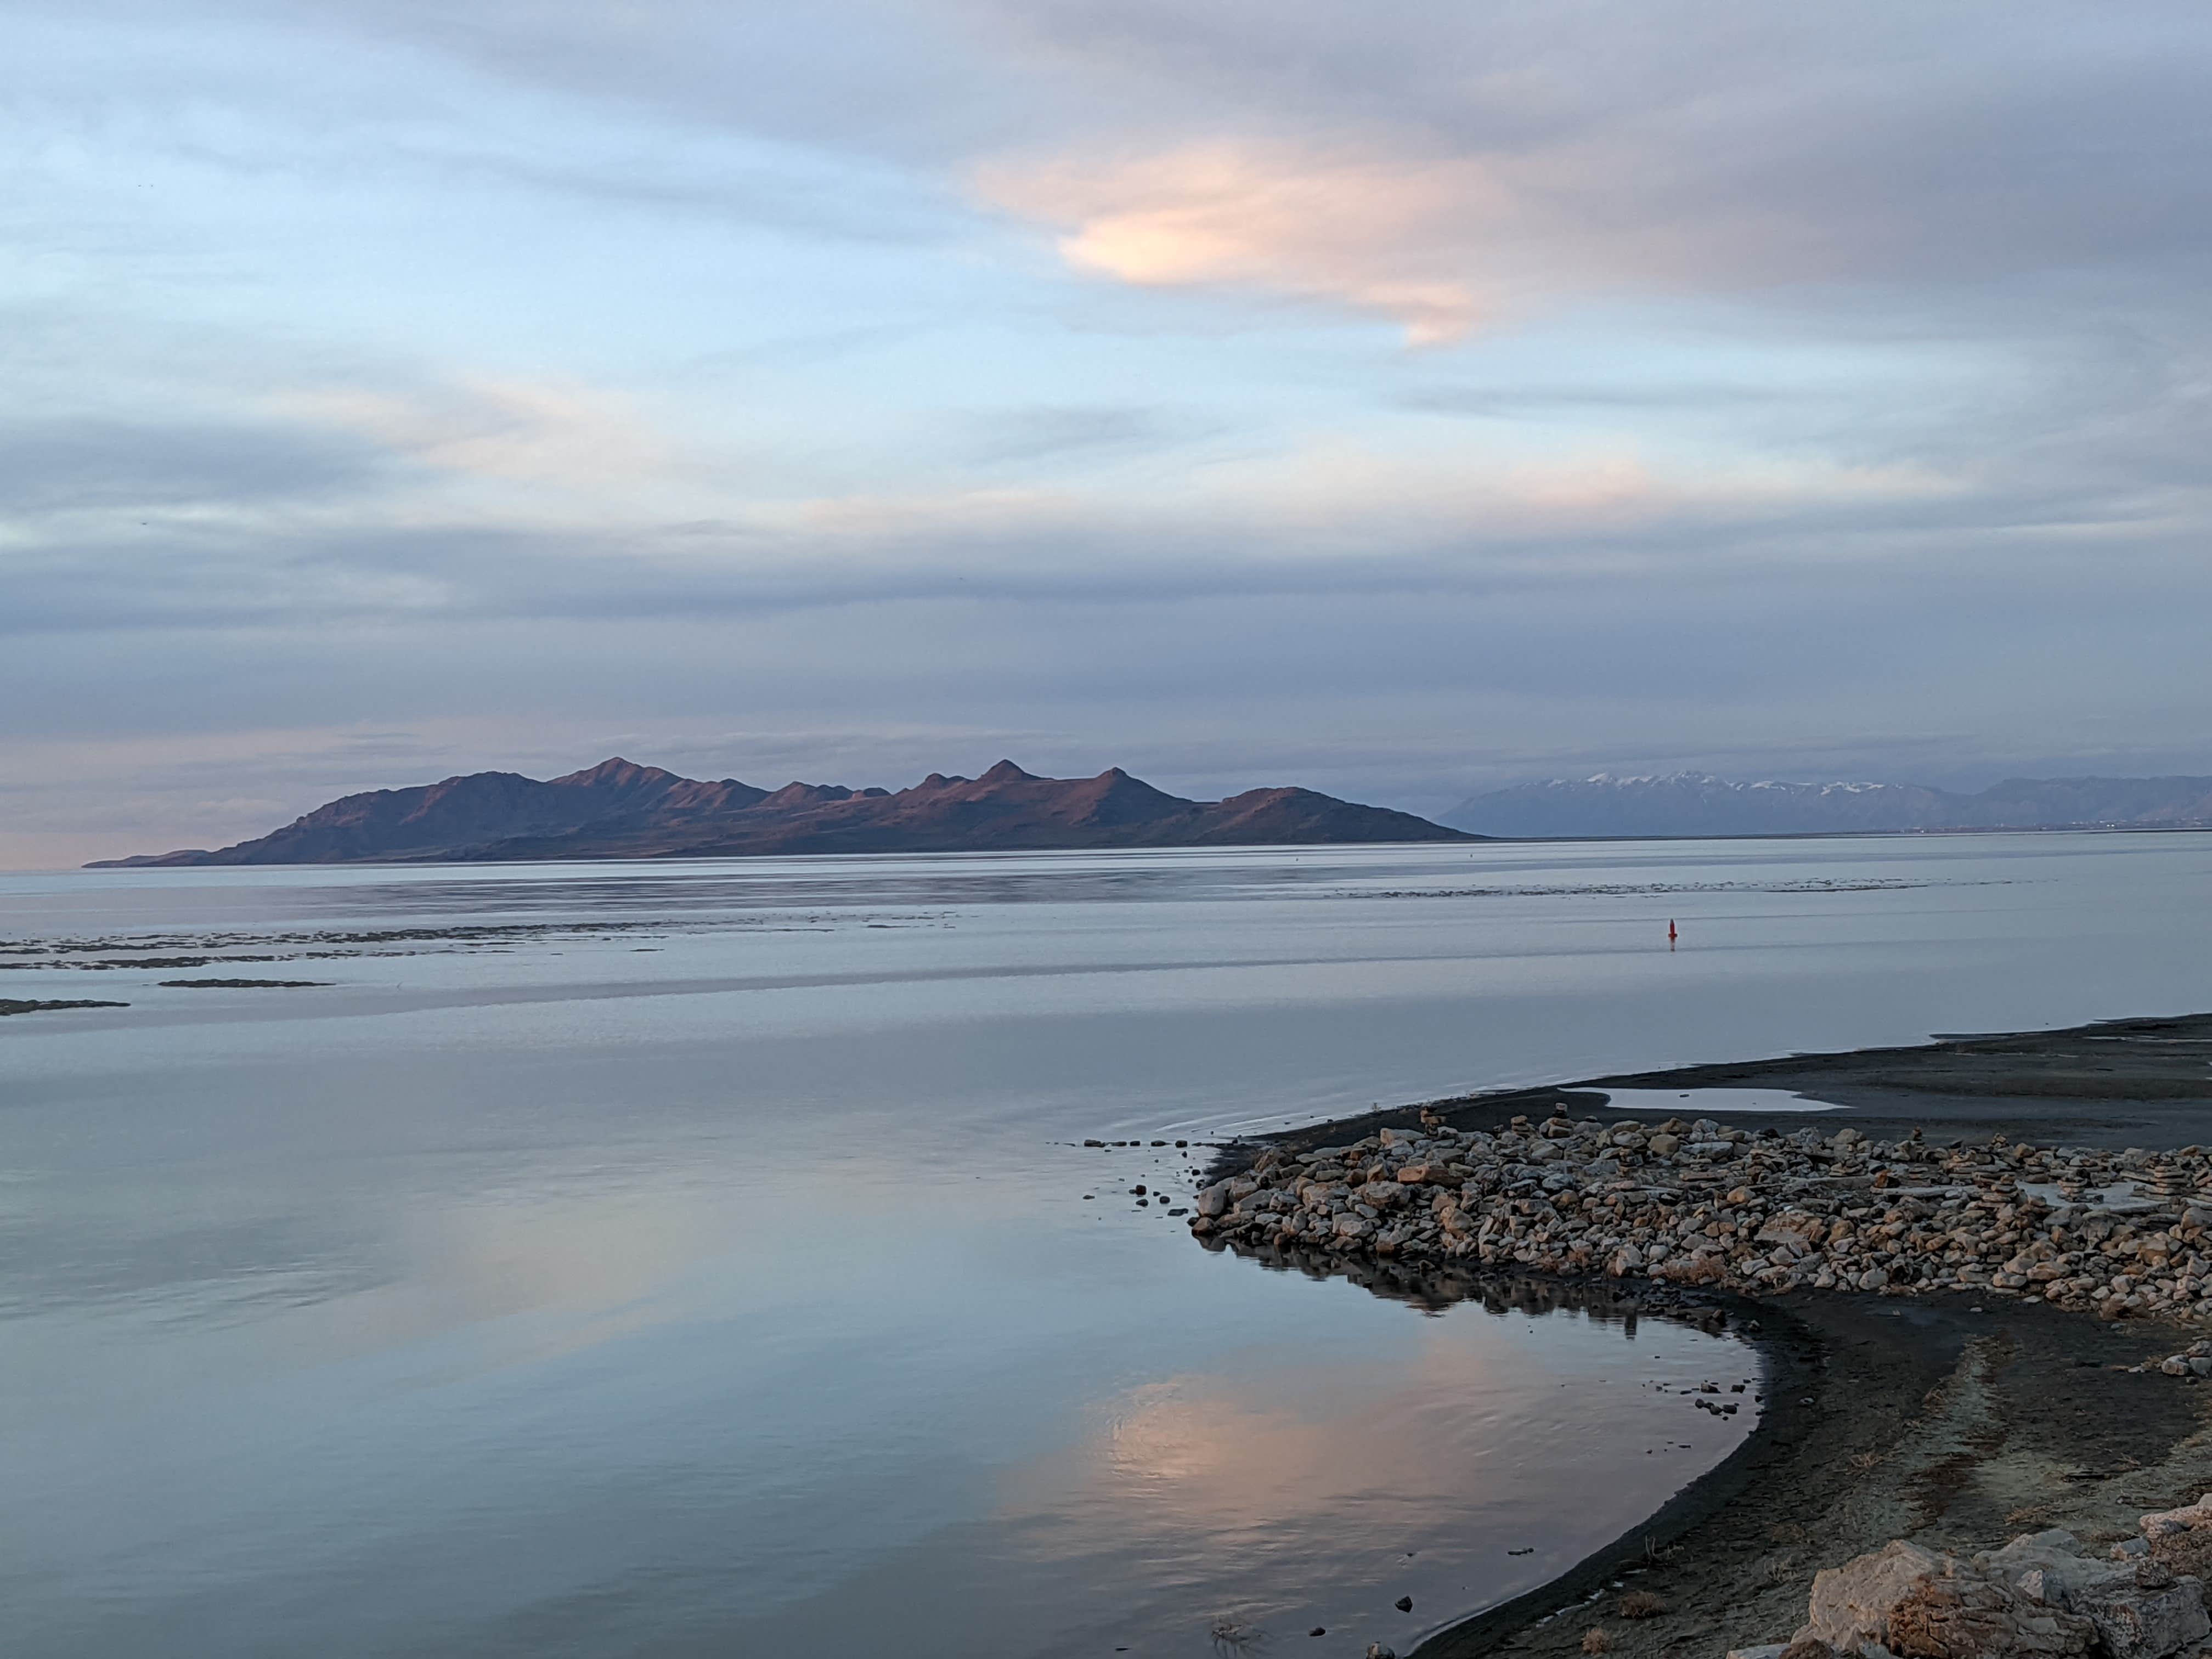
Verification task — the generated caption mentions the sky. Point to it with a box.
[6,2,2212,866]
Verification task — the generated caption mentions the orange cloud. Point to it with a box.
[978,141,1508,345]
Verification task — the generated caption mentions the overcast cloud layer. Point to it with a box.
[5,2,2210,865]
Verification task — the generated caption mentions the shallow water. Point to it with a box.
[1594,1087,1844,1114]
[3,833,2209,1656]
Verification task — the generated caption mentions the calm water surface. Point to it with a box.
[4,833,2210,1656]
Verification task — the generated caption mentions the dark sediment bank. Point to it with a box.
[1233,1012,2212,1165]
[0,998,129,1017]
[156,978,331,989]
[1196,1012,2212,1659]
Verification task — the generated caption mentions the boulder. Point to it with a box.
[2139,1496,2212,1540]
[1974,1532,2205,1659]
[1979,1531,2098,1603]
[1759,1213,1831,1251]
[2076,1572,2209,1659]
[1799,1541,2098,1659]
[1801,1541,1951,1652]
[1656,1250,1728,1285]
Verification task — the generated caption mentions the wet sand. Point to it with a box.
[1209,1013,2212,1659]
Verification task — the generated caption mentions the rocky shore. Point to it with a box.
[1175,1015,2212,1659]
[1720,1496,2212,1659]
[1191,1114,2212,1366]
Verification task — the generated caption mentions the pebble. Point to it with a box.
[1186,1115,2212,1342]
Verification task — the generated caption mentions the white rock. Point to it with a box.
[1798,1540,1950,1652]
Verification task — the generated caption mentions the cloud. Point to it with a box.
[963,5,2212,341]
[0,419,382,514]
[279,378,670,488]
[956,404,1193,466]
[6,0,2212,865]
[978,142,1501,343]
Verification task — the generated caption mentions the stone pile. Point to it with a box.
[1190,1114,2212,1325]
[1723,1496,2212,1659]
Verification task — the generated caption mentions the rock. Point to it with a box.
[2139,1496,2212,1539]
[1801,1541,1953,1652]
[1800,1541,2098,1659]
[1982,1531,2106,1606]
[1186,1099,2212,1353]
[1657,1251,1729,1285]
[2077,1576,2209,1659]
[1728,1646,1790,1659]
[1980,1531,2207,1659]
[1396,1594,1414,1611]
[1366,1646,1397,1659]
[1760,1214,1830,1250]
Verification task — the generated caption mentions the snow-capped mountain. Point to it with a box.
[1441,772,2212,838]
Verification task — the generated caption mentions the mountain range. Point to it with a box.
[91,758,1472,866]
[1443,773,2212,838]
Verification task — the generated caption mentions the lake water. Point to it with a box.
[4,832,2210,1657]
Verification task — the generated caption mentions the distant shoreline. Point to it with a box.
[72,819,2212,874]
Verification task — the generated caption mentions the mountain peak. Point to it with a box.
[551,757,681,789]
[89,758,1472,865]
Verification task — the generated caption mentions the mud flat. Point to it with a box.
[1191,1013,2212,1659]
[1261,1012,2212,1158]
